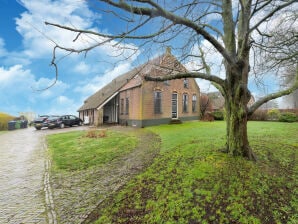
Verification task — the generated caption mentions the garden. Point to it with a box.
[48,121,298,223]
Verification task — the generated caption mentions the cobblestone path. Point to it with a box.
[0,126,88,224]
[0,128,47,223]
[0,126,159,224]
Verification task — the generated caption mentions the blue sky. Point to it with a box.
[0,0,140,117]
[0,0,289,117]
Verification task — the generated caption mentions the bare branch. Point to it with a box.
[249,0,297,33]
[248,68,298,115]
[45,21,173,41]
[145,71,225,87]
[100,0,234,64]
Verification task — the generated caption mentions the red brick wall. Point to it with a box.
[120,78,200,121]
[119,87,143,121]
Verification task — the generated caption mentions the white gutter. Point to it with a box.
[96,91,119,110]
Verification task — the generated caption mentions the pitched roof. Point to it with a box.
[77,66,141,111]
[78,51,188,111]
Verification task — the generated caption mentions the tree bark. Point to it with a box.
[223,60,256,160]
[225,96,255,160]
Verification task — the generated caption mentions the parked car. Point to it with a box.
[33,115,49,130]
[47,115,83,129]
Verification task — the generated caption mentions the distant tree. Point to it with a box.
[258,99,279,110]
[46,1,298,160]
[200,94,212,118]
[282,67,298,108]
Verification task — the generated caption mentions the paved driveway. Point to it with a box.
[0,126,87,224]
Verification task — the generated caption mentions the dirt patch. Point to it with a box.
[49,127,161,224]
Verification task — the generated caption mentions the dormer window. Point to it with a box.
[184,78,189,88]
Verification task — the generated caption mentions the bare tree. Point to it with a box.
[281,67,298,108]
[200,94,212,118]
[45,0,298,160]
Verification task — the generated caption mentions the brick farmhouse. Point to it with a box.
[78,49,201,127]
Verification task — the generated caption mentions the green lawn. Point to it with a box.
[0,131,7,135]
[94,121,298,224]
[47,129,138,171]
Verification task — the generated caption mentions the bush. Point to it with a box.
[85,129,107,138]
[249,110,268,121]
[211,111,224,120]
[267,109,280,121]
[279,112,297,123]
[0,112,15,131]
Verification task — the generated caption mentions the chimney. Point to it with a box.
[166,46,171,55]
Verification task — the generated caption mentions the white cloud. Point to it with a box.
[73,61,90,74]
[183,40,225,93]
[0,38,7,57]
[0,0,144,116]
[75,62,133,97]
[46,95,81,115]
[0,64,34,86]
[56,95,72,104]
[32,77,69,98]
[15,0,99,59]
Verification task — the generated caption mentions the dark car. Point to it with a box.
[47,115,83,129]
[33,115,49,130]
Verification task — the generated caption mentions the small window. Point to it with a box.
[120,98,124,115]
[164,80,170,86]
[182,93,188,113]
[154,91,162,114]
[184,79,189,88]
[192,95,197,112]
[125,97,129,115]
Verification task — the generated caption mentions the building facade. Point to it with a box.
[78,49,200,127]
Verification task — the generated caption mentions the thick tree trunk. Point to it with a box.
[223,60,256,161]
[225,98,255,160]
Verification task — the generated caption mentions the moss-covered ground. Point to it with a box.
[92,121,297,224]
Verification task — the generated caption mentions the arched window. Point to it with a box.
[192,94,197,112]
[125,97,129,115]
[154,91,162,114]
[183,78,189,88]
[182,93,188,113]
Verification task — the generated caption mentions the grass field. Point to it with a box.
[93,121,298,224]
[47,129,138,171]
[0,130,8,135]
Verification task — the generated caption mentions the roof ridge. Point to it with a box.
[78,51,185,111]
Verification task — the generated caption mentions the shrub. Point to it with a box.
[211,111,224,120]
[201,112,214,122]
[0,112,15,130]
[249,110,268,121]
[279,112,297,123]
[85,129,107,138]
[267,109,280,121]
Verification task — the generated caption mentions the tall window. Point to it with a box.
[154,91,162,114]
[125,97,129,115]
[182,93,188,113]
[120,98,124,115]
[183,78,189,88]
[192,94,197,112]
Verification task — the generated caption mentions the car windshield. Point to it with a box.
[46,116,60,121]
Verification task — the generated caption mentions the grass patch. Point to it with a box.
[94,121,298,224]
[47,129,137,171]
[0,131,7,135]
